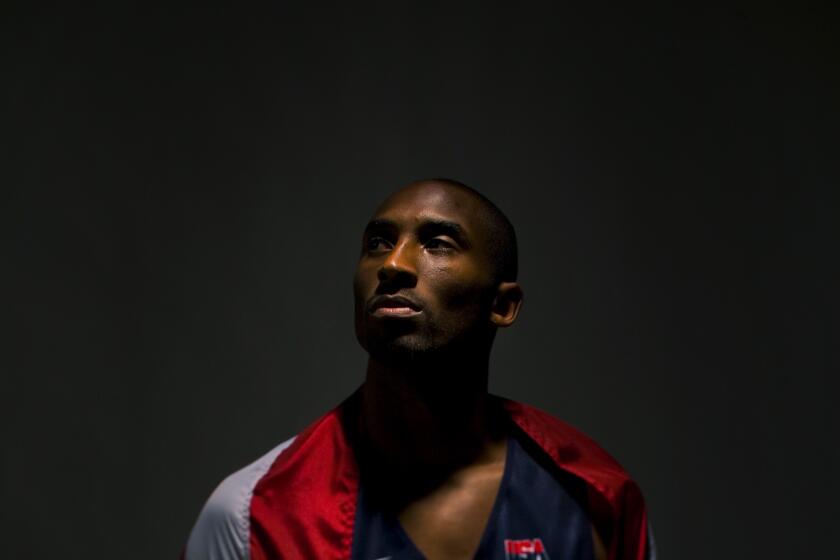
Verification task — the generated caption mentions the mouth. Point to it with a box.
[368,295,423,318]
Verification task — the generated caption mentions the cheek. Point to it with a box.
[353,264,373,296]
[352,268,373,317]
[352,273,363,302]
[427,266,492,310]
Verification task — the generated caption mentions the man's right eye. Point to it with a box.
[366,237,390,252]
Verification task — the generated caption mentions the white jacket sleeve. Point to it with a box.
[184,437,296,560]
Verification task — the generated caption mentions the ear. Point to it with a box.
[490,282,523,327]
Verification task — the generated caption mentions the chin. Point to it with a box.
[368,336,433,361]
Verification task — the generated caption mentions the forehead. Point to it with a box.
[370,182,485,233]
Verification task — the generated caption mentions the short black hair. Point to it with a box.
[423,178,518,283]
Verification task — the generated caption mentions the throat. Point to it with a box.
[359,380,503,466]
[352,365,508,512]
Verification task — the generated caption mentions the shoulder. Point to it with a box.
[183,437,296,560]
[501,398,635,492]
[501,398,656,560]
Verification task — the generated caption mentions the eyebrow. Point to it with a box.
[363,219,397,235]
[364,218,472,248]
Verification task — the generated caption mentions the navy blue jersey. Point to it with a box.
[352,436,595,560]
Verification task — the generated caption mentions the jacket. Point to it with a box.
[184,396,654,560]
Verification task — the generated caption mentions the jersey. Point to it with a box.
[183,395,655,560]
[352,435,596,560]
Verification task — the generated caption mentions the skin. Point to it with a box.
[352,180,605,559]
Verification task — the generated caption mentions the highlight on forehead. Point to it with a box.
[376,179,472,213]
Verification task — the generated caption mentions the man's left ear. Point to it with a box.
[490,282,524,327]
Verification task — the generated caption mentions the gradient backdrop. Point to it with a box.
[5,3,837,559]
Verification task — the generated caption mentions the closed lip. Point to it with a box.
[368,294,423,313]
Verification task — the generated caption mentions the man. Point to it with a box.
[184,179,654,560]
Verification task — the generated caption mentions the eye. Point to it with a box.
[425,238,456,252]
[365,236,391,252]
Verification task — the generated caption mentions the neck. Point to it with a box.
[357,350,505,480]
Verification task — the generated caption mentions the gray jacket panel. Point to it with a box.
[185,437,296,560]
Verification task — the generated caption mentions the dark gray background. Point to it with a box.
[4,2,837,559]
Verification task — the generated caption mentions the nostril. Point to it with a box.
[378,261,398,275]
[376,265,418,291]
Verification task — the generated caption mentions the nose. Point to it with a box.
[377,239,418,287]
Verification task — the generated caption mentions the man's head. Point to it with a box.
[353,179,523,363]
